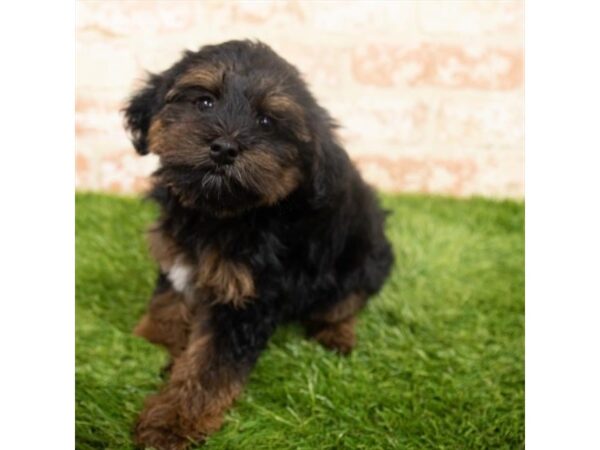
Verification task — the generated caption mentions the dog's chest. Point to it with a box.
[167,256,194,293]
[148,228,256,308]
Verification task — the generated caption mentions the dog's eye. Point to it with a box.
[195,95,215,111]
[257,114,274,131]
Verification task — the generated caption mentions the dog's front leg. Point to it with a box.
[134,302,275,449]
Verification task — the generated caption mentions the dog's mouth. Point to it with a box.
[207,163,236,177]
[202,163,247,191]
[154,144,301,215]
[154,162,261,215]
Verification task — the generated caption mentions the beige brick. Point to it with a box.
[96,151,158,193]
[353,150,523,197]
[434,94,523,150]
[307,1,415,33]
[226,0,306,26]
[354,154,476,195]
[351,43,522,90]
[75,1,524,198]
[418,0,522,36]
[275,43,352,90]
[330,97,432,152]
[77,1,197,36]
[76,40,137,90]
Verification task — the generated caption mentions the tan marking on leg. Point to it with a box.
[135,316,246,449]
[133,289,191,359]
[310,316,357,355]
[305,292,367,355]
[309,292,367,323]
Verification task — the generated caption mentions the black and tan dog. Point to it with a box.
[124,40,393,449]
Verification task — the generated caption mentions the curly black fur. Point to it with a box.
[125,40,394,448]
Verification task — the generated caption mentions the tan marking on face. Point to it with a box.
[238,150,302,205]
[264,167,302,205]
[196,247,256,308]
[147,115,213,171]
[263,93,310,142]
[166,66,224,101]
[147,118,166,155]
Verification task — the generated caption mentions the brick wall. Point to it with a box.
[76,0,523,197]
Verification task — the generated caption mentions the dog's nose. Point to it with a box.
[210,138,239,165]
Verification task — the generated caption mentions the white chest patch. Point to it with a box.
[167,257,193,293]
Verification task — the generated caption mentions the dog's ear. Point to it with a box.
[123,73,164,155]
[309,118,351,208]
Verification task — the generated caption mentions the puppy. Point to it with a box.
[125,40,393,449]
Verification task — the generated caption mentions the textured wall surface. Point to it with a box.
[76,0,523,197]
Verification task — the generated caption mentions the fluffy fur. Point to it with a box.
[124,40,393,449]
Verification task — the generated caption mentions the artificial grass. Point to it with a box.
[76,192,524,449]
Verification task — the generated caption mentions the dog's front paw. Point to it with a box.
[135,424,194,450]
[134,397,205,450]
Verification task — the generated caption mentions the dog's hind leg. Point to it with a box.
[303,292,367,355]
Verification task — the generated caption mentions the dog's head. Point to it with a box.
[124,40,347,216]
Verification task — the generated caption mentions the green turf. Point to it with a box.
[76,192,524,449]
